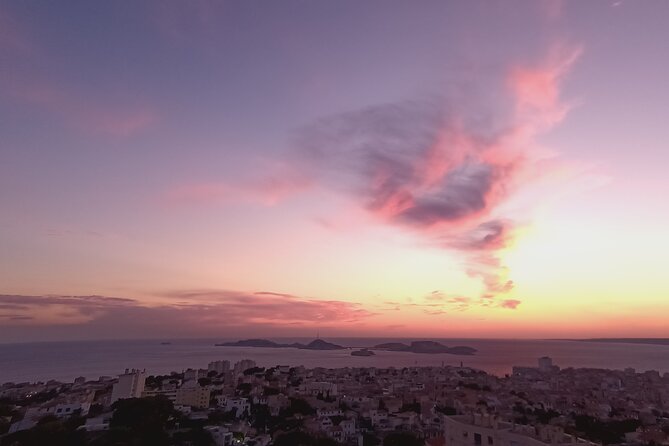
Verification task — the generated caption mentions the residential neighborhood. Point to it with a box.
[2,357,669,445]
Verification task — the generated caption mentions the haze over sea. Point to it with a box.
[1,338,668,384]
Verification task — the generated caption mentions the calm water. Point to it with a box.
[1,338,668,383]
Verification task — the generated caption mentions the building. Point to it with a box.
[302,381,338,397]
[538,357,554,373]
[79,414,112,432]
[110,369,146,404]
[184,368,208,382]
[208,360,230,375]
[218,397,251,417]
[142,388,177,403]
[442,414,597,446]
[233,359,256,376]
[204,426,234,446]
[175,385,211,409]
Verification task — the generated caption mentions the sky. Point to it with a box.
[1,0,668,342]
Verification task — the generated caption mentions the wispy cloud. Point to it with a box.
[0,7,158,137]
[7,80,157,137]
[0,8,33,55]
[381,290,521,316]
[0,291,376,339]
[166,169,313,207]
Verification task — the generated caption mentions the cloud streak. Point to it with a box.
[0,291,376,339]
[0,7,157,137]
[6,81,158,137]
[167,170,313,207]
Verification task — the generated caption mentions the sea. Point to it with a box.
[1,338,668,384]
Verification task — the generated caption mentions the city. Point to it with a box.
[2,355,668,445]
[2,1,669,445]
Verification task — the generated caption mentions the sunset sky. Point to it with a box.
[1,1,668,342]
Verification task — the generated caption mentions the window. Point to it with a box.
[488,436,494,445]
[475,433,482,445]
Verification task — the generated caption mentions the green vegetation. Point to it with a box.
[398,402,420,413]
[435,405,457,416]
[281,398,315,417]
[571,414,641,445]
[1,415,87,446]
[382,431,423,446]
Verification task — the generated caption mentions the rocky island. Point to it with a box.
[373,340,476,355]
[351,348,375,357]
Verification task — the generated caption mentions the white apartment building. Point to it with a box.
[204,426,234,446]
[233,359,257,376]
[218,396,250,417]
[110,369,146,404]
[442,414,597,446]
[208,360,230,375]
[302,381,338,397]
[317,408,344,418]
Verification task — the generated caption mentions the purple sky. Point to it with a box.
[1,1,669,342]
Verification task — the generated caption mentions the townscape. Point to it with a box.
[1,353,669,446]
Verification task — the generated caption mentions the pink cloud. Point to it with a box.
[509,44,582,133]
[167,170,313,207]
[150,0,227,47]
[499,299,521,309]
[399,291,523,314]
[0,290,376,336]
[297,43,581,302]
[0,9,33,55]
[7,80,158,137]
[0,8,157,138]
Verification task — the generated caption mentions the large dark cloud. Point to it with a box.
[297,99,521,298]
[297,100,517,229]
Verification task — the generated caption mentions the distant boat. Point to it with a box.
[160,342,172,345]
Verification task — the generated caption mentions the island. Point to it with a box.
[373,340,476,355]
[575,338,669,347]
[215,338,345,350]
[351,348,375,357]
[216,339,476,354]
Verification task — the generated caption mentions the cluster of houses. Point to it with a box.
[2,356,669,445]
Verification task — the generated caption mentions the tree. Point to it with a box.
[264,386,280,396]
[435,405,457,416]
[237,383,253,395]
[363,433,381,445]
[98,396,175,445]
[1,417,87,446]
[383,431,423,446]
[172,427,215,446]
[399,402,420,414]
[282,398,315,417]
[243,367,265,376]
[571,415,641,445]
